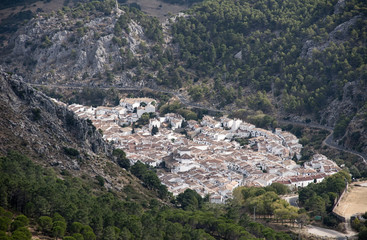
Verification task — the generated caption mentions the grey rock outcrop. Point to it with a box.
[301,15,361,58]
[0,67,112,165]
[2,8,154,87]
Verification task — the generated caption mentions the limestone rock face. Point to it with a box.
[0,68,112,167]
[2,8,154,87]
[0,68,151,192]
[301,15,361,59]
[320,80,367,155]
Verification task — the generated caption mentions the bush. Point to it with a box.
[95,175,105,187]
[63,147,80,157]
[63,237,76,240]
[0,217,10,232]
[113,149,130,170]
[31,108,41,121]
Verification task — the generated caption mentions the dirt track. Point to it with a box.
[333,182,367,219]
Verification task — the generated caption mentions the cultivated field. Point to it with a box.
[333,181,367,219]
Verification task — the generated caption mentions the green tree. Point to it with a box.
[176,189,203,210]
[11,227,31,240]
[70,222,84,234]
[164,222,183,240]
[138,113,150,126]
[305,196,326,216]
[38,216,52,234]
[63,237,76,240]
[151,126,159,136]
[113,149,130,170]
[130,161,148,179]
[266,183,289,195]
[142,171,161,190]
[0,217,10,232]
[359,228,367,240]
[82,231,96,240]
[52,221,66,240]
[72,233,84,240]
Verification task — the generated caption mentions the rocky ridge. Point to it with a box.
[0,67,113,171]
[2,3,158,88]
[0,68,164,196]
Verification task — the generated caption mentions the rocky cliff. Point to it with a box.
[0,68,164,196]
[0,68,112,169]
[1,1,162,88]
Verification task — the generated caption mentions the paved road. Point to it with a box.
[282,194,299,207]
[323,131,367,164]
[278,119,367,165]
[305,225,356,239]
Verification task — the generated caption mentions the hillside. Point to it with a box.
[0,68,110,160]
[0,68,160,196]
[0,68,298,240]
[0,1,366,238]
[0,0,366,156]
[168,0,367,154]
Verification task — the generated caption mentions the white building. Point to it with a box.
[137,104,156,118]
[119,97,155,112]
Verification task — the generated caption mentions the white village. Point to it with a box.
[66,97,341,203]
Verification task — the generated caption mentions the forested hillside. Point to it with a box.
[161,0,367,154]
[0,69,293,240]
[0,151,293,240]
[169,0,366,114]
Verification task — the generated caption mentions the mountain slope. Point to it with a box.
[0,69,294,240]
[1,0,366,155]
[0,67,110,159]
[0,68,110,161]
[1,0,164,87]
[0,68,156,195]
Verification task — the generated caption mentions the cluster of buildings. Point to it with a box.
[68,97,156,141]
[67,98,341,203]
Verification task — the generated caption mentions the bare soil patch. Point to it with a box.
[126,0,189,21]
[333,181,367,218]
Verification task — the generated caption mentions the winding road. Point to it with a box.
[278,119,367,165]
[30,83,367,165]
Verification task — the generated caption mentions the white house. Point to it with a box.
[119,97,155,112]
[231,119,243,131]
[210,194,224,204]
[149,118,161,130]
[136,104,156,118]
[177,147,191,156]
[255,174,278,186]
[201,115,221,128]
[220,117,234,129]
